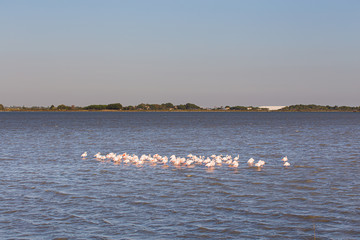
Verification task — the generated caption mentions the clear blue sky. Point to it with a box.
[1,0,359,107]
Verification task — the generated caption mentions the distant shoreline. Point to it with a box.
[1,109,359,113]
[1,103,359,112]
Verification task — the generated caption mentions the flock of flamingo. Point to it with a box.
[80,152,291,169]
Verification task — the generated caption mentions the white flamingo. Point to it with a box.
[225,159,233,165]
[232,161,239,168]
[205,160,215,168]
[255,160,265,168]
[247,158,255,165]
[186,159,194,166]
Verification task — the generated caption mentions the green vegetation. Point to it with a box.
[229,106,251,111]
[57,104,72,111]
[1,103,359,112]
[176,103,201,110]
[83,103,123,110]
[106,103,123,110]
[280,104,360,112]
[83,104,107,110]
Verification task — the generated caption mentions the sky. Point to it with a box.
[1,0,359,107]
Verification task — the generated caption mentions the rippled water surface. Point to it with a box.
[0,112,359,239]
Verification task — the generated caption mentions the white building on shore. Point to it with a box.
[259,106,286,111]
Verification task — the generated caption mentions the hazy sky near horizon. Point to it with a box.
[1,0,359,107]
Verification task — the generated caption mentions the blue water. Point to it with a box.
[0,112,359,239]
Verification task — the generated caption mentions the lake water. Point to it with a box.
[0,112,359,239]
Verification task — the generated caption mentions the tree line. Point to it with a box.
[82,103,204,111]
[280,104,360,112]
[0,103,203,111]
[0,103,359,112]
